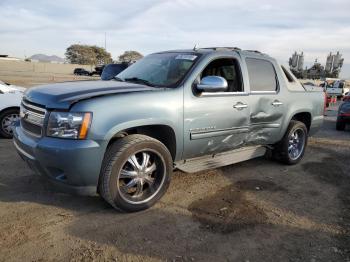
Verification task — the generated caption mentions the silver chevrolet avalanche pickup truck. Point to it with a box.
[13,47,325,212]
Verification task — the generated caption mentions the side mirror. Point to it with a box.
[196,76,228,92]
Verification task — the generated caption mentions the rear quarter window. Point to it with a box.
[281,66,295,82]
[246,58,277,92]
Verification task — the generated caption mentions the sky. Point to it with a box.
[1,0,350,77]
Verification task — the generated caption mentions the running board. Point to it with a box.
[175,146,266,173]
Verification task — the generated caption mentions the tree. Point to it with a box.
[118,51,143,63]
[65,44,112,65]
[91,46,113,65]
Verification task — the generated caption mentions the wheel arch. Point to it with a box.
[280,110,312,139]
[0,106,20,115]
[106,124,177,161]
[291,112,312,131]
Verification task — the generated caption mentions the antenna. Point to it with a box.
[193,43,199,51]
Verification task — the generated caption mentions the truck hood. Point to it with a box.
[24,80,160,109]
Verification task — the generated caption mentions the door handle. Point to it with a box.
[271,100,283,107]
[233,102,248,110]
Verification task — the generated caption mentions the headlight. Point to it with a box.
[47,112,92,139]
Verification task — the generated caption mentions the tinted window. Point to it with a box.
[201,58,243,92]
[281,66,295,82]
[246,58,277,92]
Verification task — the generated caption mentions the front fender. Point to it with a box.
[71,89,184,161]
[104,118,177,141]
[103,119,182,160]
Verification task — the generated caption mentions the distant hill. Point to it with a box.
[29,54,64,63]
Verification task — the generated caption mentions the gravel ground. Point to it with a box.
[0,102,349,261]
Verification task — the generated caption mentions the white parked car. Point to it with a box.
[325,80,348,98]
[0,81,24,138]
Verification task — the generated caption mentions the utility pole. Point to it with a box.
[104,32,107,50]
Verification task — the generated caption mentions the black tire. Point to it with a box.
[0,108,20,138]
[273,120,308,165]
[336,119,346,131]
[99,134,172,212]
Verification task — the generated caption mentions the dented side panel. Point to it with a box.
[247,95,285,145]
[183,94,251,159]
[182,50,324,160]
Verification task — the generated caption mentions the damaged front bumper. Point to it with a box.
[13,123,106,196]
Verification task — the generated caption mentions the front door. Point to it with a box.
[183,56,250,159]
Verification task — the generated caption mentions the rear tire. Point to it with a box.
[273,120,308,165]
[336,118,346,131]
[0,108,20,138]
[99,134,172,212]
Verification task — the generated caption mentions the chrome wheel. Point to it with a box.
[117,149,166,204]
[1,113,19,136]
[288,128,305,160]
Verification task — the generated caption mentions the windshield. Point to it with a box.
[116,52,201,87]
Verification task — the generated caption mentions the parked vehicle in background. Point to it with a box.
[336,100,350,130]
[73,68,91,76]
[343,84,350,97]
[343,92,350,102]
[0,81,24,138]
[13,47,325,212]
[90,65,105,76]
[324,79,347,98]
[101,63,129,80]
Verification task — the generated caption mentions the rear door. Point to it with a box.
[244,57,285,145]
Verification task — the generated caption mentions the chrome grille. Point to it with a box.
[20,99,46,136]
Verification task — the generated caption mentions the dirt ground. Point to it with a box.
[0,81,349,261]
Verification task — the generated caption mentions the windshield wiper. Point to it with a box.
[114,76,125,82]
[124,77,155,87]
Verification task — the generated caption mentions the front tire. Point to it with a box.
[0,108,20,138]
[274,120,308,165]
[99,134,172,212]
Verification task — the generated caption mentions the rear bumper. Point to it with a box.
[13,124,106,196]
[337,115,350,123]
